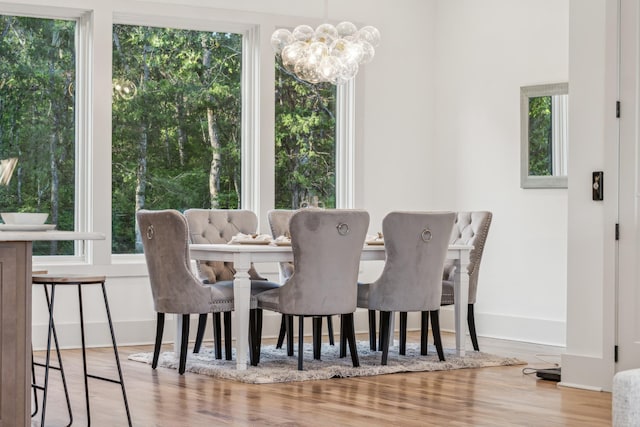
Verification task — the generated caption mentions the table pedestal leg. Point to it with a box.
[233,254,251,370]
[454,250,470,357]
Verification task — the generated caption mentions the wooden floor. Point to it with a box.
[31,332,612,427]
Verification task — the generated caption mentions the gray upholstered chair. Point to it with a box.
[183,208,280,359]
[253,209,369,370]
[358,211,455,365]
[440,211,492,351]
[268,209,335,351]
[137,209,241,374]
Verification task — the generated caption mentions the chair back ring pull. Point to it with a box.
[336,223,350,236]
[146,224,155,240]
[421,228,432,242]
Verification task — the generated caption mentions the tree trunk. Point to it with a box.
[201,38,220,208]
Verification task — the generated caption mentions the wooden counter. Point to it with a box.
[0,231,104,427]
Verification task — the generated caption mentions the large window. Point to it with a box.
[111,24,242,253]
[0,15,76,255]
[274,60,337,209]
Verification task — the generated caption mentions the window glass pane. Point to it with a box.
[0,15,76,255]
[274,60,336,209]
[528,95,553,176]
[112,25,242,253]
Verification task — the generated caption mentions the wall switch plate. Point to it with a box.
[593,171,603,201]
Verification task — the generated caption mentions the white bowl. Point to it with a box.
[1,212,49,225]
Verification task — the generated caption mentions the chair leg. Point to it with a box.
[249,309,264,366]
[339,314,347,358]
[224,312,232,361]
[430,310,445,361]
[368,309,377,351]
[152,313,165,368]
[193,313,208,353]
[327,315,335,346]
[313,317,322,360]
[212,312,222,359]
[380,311,392,365]
[420,311,429,355]
[100,281,133,426]
[378,311,385,351]
[399,312,408,355]
[286,315,294,357]
[249,309,257,366]
[468,304,480,351]
[179,314,190,374]
[297,316,304,371]
[343,314,360,368]
[276,314,287,349]
[256,308,263,363]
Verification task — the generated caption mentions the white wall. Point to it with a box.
[561,0,617,391]
[4,0,575,357]
[432,0,569,345]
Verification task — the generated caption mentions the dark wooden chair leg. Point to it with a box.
[420,311,429,355]
[249,309,262,366]
[213,312,222,359]
[344,314,360,367]
[430,310,445,361]
[179,314,190,374]
[193,313,207,353]
[313,317,322,360]
[276,314,287,349]
[380,311,391,365]
[468,304,480,351]
[152,312,165,368]
[298,316,304,371]
[223,312,232,361]
[399,312,408,355]
[327,315,335,346]
[286,315,294,356]
[340,314,347,358]
[256,308,263,363]
[368,309,377,351]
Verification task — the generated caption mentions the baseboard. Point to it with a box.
[438,307,567,347]
[32,308,567,350]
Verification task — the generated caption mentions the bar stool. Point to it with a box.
[32,273,132,426]
[30,270,73,425]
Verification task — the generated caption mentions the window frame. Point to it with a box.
[1,4,357,268]
[0,6,94,265]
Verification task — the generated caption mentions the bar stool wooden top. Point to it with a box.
[32,274,106,284]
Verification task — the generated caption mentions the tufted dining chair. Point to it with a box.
[440,211,492,351]
[358,211,455,365]
[268,209,335,352]
[137,209,241,374]
[253,209,369,370]
[183,208,280,360]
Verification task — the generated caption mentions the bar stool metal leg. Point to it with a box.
[100,281,132,426]
[77,284,92,426]
[32,274,132,426]
[35,284,73,427]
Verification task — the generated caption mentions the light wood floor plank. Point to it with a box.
[30,332,612,426]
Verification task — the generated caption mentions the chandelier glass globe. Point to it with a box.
[271,22,380,85]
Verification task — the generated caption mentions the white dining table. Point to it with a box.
[188,242,473,370]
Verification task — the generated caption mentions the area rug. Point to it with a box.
[128,341,525,384]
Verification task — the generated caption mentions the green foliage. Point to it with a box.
[1,17,338,255]
[0,15,75,255]
[528,96,553,176]
[274,60,336,209]
[112,25,242,252]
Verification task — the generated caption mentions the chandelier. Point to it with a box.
[271,20,380,85]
